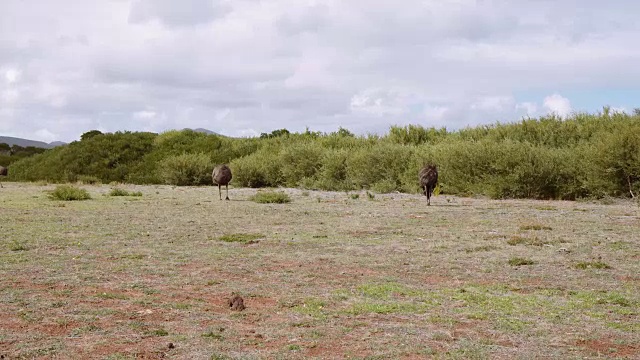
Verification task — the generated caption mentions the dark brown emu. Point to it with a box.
[419,164,438,206]
[0,166,7,188]
[212,164,232,200]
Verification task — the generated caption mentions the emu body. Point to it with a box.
[212,164,232,200]
[0,166,7,188]
[419,164,438,205]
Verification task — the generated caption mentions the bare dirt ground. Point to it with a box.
[1,182,639,359]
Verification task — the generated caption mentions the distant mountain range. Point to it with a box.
[1,128,224,149]
[186,128,226,137]
[0,136,67,149]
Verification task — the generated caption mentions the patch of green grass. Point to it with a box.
[345,302,427,315]
[48,185,91,201]
[9,240,29,251]
[250,191,291,204]
[292,298,326,319]
[217,233,265,244]
[445,340,489,359]
[301,191,310,196]
[109,188,142,196]
[507,236,549,246]
[608,241,632,250]
[146,328,169,337]
[210,354,232,360]
[508,257,535,266]
[596,293,632,307]
[288,344,301,351]
[357,282,423,299]
[201,331,224,340]
[575,261,612,270]
[350,193,360,199]
[519,224,553,231]
[95,292,128,300]
[464,245,498,253]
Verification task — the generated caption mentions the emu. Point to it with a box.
[419,164,438,206]
[0,166,7,188]
[212,164,232,200]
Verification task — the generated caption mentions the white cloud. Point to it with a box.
[34,129,59,143]
[543,93,572,117]
[133,110,157,119]
[4,68,20,84]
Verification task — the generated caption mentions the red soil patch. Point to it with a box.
[576,338,639,357]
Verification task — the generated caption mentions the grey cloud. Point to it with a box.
[128,0,230,27]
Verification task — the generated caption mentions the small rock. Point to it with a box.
[168,343,175,349]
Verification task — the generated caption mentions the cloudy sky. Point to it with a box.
[1,0,639,143]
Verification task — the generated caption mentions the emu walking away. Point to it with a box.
[0,166,7,188]
[419,164,438,206]
[212,164,232,200]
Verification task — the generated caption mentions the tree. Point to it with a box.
[81,130,103,141]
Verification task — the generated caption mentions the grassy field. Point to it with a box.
[1,182,639,359]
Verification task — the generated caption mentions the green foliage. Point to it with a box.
[575,261,612,270]
[159,152,211,186]
[260,128,290,139]
[80,130,103,141]
[250,191,291,203]
[109,188,142,197]
[387,125,448,145]
[508,257,535,266]
[5,112,640,200]
[48,185,91,201]
[217,233,264,244]
[230,147,282,188]
[0,143,48,169]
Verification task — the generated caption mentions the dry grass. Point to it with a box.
[1,183,639,359]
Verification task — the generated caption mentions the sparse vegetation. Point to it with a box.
[250,191,291,203]
[520,224,553,231]
[508,257,535,266]
[575,261,612,269]
[1,183,638,359]
[109,188,142,197]
[48,185,91,201]
[217,233,265,244]
[507,236,549,246]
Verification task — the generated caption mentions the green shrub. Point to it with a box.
[250,191,291,203]
[109,188,142,197]
[48,185,91,201]
[231,147,282,187]
[217,233,265,244]
[575,261,612,270]
[508,257,535,266]
[345,143,414,192]
[279,141,323,187]
[159,152,211,186]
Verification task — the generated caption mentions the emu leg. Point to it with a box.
[218,184,222,200]
[225,184,230,200]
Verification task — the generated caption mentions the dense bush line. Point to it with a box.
[6,110,640,200]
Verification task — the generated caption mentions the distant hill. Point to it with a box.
[0,136,67,149]
[185,128,226,137]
